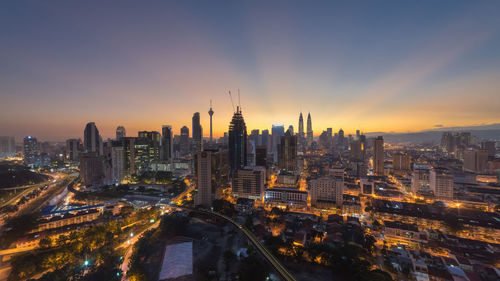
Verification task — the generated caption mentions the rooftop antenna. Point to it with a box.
[228,91,235,113]
[238,89,241,112]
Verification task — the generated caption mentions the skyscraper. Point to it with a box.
[271,125,285,164]
[208,101,214,143]
[66,138,82,162]
[373,136,384,176]
[298,112,304,136]
[261,129,269,148]
[180,126,190,156]
[23,136,38,166]
[306,113,313,148]
[228,106,247,173]
[278,130,297,172]
[80,152,104,187]
[84,122,101,155]
[195,151,212,207]
[192,112,202,153]
[161,125,173,163]
[116,126,126,140]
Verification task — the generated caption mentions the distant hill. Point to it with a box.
[365,123,500,144]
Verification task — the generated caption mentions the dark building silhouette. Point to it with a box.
[228,106,247,173]
[84,122,101,155]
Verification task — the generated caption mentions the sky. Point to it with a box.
[1,0,500,141]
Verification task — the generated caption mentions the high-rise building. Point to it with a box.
[23,136,39,166]
[298,112,304,136]
[430,167,454,200]
[84,122,101,155]
[135,131,161,173]
[393,152,411,173]
[232,166,266,200]
[481,141,496,158]
[373,136,384,176]
[261,129,269,151]
[0,136,16,159]
[271,125,285,164]
[463,148,488,173]
[255,146,267,167]
[122,137,136,176]
[337,128,346,151]
[111,146,125,184]
[195,150,213,207]
[350,137,366,161]
[192,112,202,153]
[66,138,82,162]
[116,126,126,140]
[309,176,344,208]
[278,130,297,172]
[208,101,214,143]
[180,126,190,156]
[80,152,104,187]
[411,169,430,194]
[161,125,173,163]
[306,113,313,148]
[228,107,247,173]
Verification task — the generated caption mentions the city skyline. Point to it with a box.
[2,1,500,140]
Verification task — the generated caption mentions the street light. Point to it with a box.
[84,260,90,266]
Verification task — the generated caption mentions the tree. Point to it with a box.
[39,237,52,248]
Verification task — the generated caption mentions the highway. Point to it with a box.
[177,207,297,281]
[118,220,160,281]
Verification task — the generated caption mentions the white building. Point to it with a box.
[309,176,344,208]
[430,168,454,201]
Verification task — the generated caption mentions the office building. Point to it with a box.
[116,126,126,140]
[430,167,454,200]
[180,126,190,156]
[271,125,285,164]
[265,187,308,207]
[192,112,202,153]
[393,152,411,174]
[194,150,213,207]
[111,146,125,184]
[463,148,488,173]
[84,122,102,155]
[228,107,247,173]
[373,136,384,176]
[278,130,297,172]
[135,131,161,173]
[161,125,173,163]
[66,138,82,162]
[306,113,313,148]
[80,152,104,187]
[232,166,266,200]
[23,136,39,166]
[411,169,430,194]
[309,176,344,208]
[255,146,267,167]
[481,141,496,158]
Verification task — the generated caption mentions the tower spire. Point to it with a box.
[208,100,214,143]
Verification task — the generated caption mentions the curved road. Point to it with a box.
[178,207,297,281]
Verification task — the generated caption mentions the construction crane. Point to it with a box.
[228,90,235,113]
